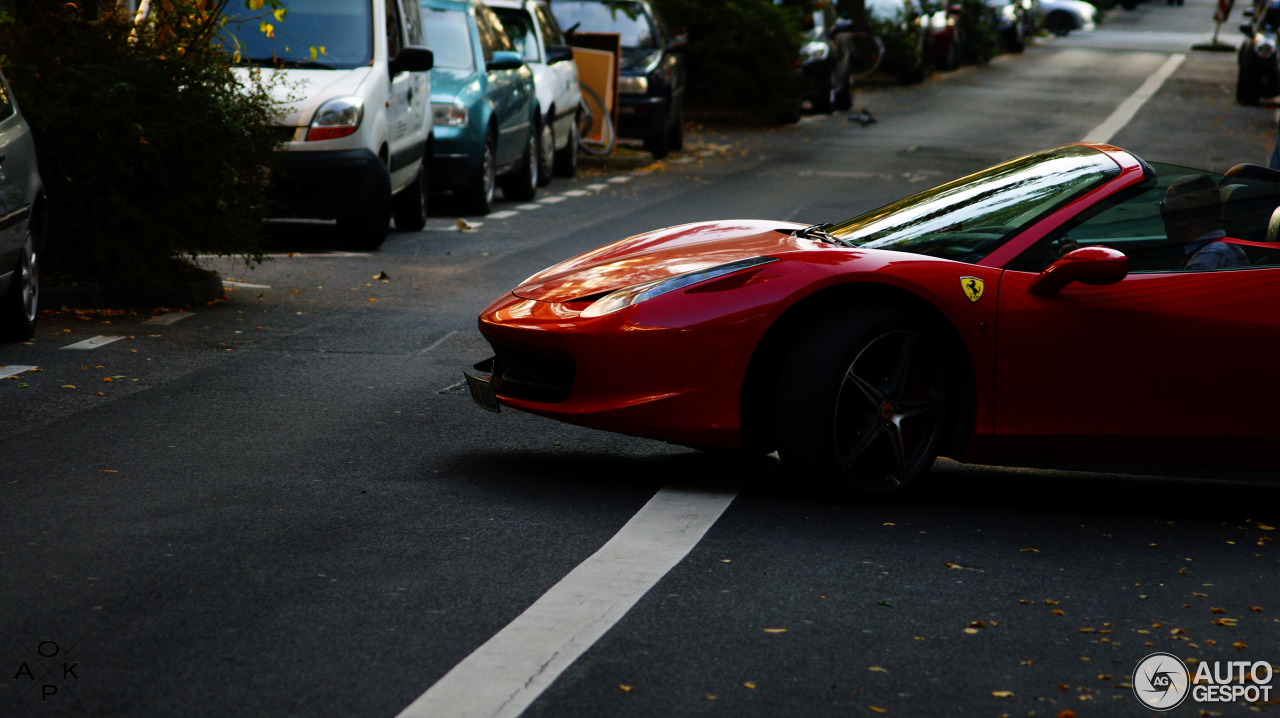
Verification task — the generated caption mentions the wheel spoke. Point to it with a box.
[887,332,917,396]
[842,367,884,408]
[883,419,908,481]
[839,419,884,471]
[895,394,945,421]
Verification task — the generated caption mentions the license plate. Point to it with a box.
[464,369,501,413]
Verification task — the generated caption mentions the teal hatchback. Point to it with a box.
[423,0,539,214]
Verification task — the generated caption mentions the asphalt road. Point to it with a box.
[1,1,1278,716]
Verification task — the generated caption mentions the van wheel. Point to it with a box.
[338,160,391,250]
[461,132,496,216]
[392,151,429,232]
[501,125,538,202]
[0,229,39,342]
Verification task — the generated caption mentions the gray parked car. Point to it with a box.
[0,70,45,342]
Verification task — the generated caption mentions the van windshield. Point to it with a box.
[422,7,476,70]
[221,0,374,69]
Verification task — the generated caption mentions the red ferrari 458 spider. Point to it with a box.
[465,143,1280,495]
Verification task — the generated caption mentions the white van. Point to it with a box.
[225,0,435,250]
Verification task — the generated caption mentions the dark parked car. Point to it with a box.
[984,0,1034,53]
[1237,0,1280,105]
[0,70,45,342]
[551,0,686,158]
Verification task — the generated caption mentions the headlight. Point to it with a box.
[1256,35,1276,58]
[800,41,830,63]
[432,102,468,127]
[579,257,779,319]
[306,97,363,141]
[618,75,649,94]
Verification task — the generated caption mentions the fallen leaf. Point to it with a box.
[1233,642,1248,650]
[1098,674,1112,680]
[1020,659,1034,666]
[1019,599,1031,605]
[869,707,888,714]
[618,685,633,692]
[98,469,117,473]
[869,666,888,673]
[882,522,895,526]
[1051,609,1065,615]
[969,620,987,628]
[1078,628,1096,633]
[1058,711,1077,718]
[991,691,1014,698]
[1020,548,1040,552]
[964,628,981,635]
[705,694,717,700]
[742,682,756,690]
[1171,628,1186,635]
[1044,599,1060,605]
[1193,592,1208,597]
[61,385,75,389]
[1210,607,1227,614]
[945,562,962,569]
[1213,618,1239,627]
[374,271,389,280]
[763,628,787,634]
[1259,525,1275,531]
[1250,606,1264,612]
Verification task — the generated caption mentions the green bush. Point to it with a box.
[0,2,281,287]
[651,0,802,123]
[869,13,927,83]
[958,0,999,64]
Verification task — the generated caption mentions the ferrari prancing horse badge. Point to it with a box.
[961,277,984,303]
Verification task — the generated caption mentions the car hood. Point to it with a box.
[430,67,479,101]
[513,219,810,302]
[236,67,373,127]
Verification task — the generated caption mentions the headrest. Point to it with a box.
[1223,163,1280,186]
[1267,206,1280,243]
[1221,183,1257,204]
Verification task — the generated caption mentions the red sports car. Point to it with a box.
[465,144,1280,495]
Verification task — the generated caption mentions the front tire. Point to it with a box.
[774,310,950,497]
[1238,55,1262,105]
[392,151,430,232]
[0,229,39,342]
[554,113,579,177]
[337,160,391,250]
[537,117,555,187]
[461,131,497,215]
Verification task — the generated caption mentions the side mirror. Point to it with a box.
[487,50,525,71]
[390,46,434,74]
[1242,22,1255,35]
[546,44,575,64]
[1027,246,1128,298]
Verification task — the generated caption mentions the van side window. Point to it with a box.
[386,0,404,59]
[401,0,424,46]
[477,4,515,59]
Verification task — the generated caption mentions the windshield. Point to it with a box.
[828,145,1121,263]
[552,1,657,49]
[221,0,373,69]
[422,7,476,70]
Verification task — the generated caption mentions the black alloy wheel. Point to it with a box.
[462,131,497,215]
[775,310,951,496]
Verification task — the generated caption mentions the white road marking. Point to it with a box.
[487,211,520,219]
[223,280,272,289]
[0,365,37,379]
[63,336,124,350]
[560,190,589,197]
[146,312,194,325]
[421,330,458,355]
[607,176,631,183]
[537,196,567,204]
[515,204,543,211]
[396,484,740,718]
[1081,53,1185,144]
[585,183,609,191]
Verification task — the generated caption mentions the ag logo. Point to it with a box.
[1134,652,1190,711]
[960,276,984,303]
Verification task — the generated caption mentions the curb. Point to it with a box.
[577,150,654,170]
[43,275,225,310]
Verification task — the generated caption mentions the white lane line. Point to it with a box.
[585,183,608,191]
[62,336,124,350]
[515,203,542,211]
[0,365,37,379]
[396,484,739,718]
[1081,53,1185,144]
[421,330,458,355]
[537,196,567,204]
[488,211,520,219]
[223,280,272,289]
[146,312,194,325]
[560,190,589,197]
[607,176,631,183]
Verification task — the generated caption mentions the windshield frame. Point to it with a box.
[826,146,1123,265]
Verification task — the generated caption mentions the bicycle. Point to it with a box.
[576,81,616,156]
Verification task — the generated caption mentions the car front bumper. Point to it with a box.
[271,148,382,220]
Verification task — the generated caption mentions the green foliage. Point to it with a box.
[958,0,999,64]
[0,2,282,287]
[650,0,802,123]
[869,13,925,83]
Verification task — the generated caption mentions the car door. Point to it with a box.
[0,76,29,268]
[384,0,415,180]
[534,2,580,142]
[992,166,1280,467]
[476,2,530,166]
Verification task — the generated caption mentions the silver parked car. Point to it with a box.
[0,70,45,342]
